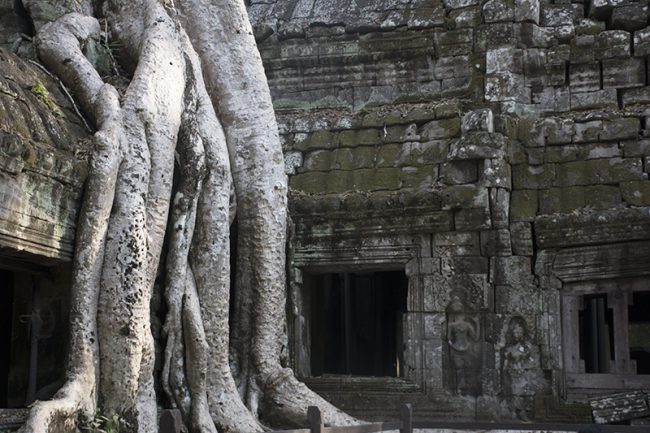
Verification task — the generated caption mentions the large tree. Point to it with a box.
[14,1,357,432]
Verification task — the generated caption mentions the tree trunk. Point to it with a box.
[15,1,359,432]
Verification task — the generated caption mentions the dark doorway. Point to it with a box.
[629,291,650,374]
[307,271,408,377]
[0,270,14,407]
[579,294,615,373]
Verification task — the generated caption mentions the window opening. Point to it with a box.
[0,270,14,407]
[579,294,614,373]
[629,291,650,374]
[308,271,407,377]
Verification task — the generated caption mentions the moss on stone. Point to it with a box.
[510,189,538,221]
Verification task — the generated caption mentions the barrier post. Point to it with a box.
[308,406,323,433]
[400,404,412,433]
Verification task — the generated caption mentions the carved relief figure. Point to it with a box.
[501,316,541,421]
[446,290,482,395]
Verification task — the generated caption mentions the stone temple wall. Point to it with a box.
[0,0,649,423]
[248,0,650,422]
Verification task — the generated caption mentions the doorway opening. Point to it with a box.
[0,269,14,407]
[306,270,408,378]
[629,291,650,374]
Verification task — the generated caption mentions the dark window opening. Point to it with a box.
[307,271,407,378]
[579,294,615,373]
[0,265,69,408]
[0,270,14,407]
[629,291,650,374]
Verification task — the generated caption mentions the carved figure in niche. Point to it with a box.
[446,289,482,395]
[501,316,541,421]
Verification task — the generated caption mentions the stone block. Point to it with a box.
[580,142,622,160]
[600,118,641,141]
[494,284,539,314]
[400,166,436,189]
[573,120,602,143]
[376,143,403,168]
[492,256,532,286]
[420,118,461,140]
[570,34,596,63]
[541,5,574,27]
[602,58,645,89]
[555,158,646,186]
[539,185,621,213]
[335,146,376,170]
[433,231,480,256]
[435,27,474,48]
[443,0,481,9]
[433,56,472,79]
[440,160,479,184]
[622,139,650,157]
[545,118,575,145]
[514,0,539,23]
[596,30,631,59]
[450,256,489,274]
[485,72,529,102]
[337,128,381,146]
[512,164,555,189]
[544,145,579,163]
[610,4,648,33]
[455,207,492,230]
[527,148,544,165]
[290,171,336,194]
[489,187,510,228]
[510,189,538,221]
[525,54,567,87]
[407,140,450,166]
[420,258,442,275]
[621,180,650,206]
[478,22,517,50]
[509,141,527,164]
[441,184,489,209]
[569,62,601,92]
[621,86,650,108]
[480,229,513,256]
[588,0,620,21]
[482,159,511,189]
[487,47,523,74]
[448,132,508,160]
[384,124,414,143]
[462,109,494,133]
[293,129,336,151]
[351,168,401,192]
[575,18,606,36]
[483,0,514,23]
[633,27,650,57]
[510,222,534,256]
[284,151,303,175]
[449,6,482,29]
[519,23,554,48]
[570,88,618,110]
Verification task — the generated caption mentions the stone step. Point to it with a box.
[303,376,471,422]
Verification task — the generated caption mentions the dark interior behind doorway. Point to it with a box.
[0,270,14,407]
[308,271,407,377]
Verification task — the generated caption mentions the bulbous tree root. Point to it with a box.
[17,1,360,433]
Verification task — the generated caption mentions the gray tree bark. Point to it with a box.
[15,0,359,432]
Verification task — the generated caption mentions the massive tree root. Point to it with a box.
[16,0,358,432]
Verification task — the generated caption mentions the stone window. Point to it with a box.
[0,265,69,408]
[0,269,13,407]
[562,279,650,390]
[305,271,407,377]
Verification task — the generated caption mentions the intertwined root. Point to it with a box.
[19,1,360,432]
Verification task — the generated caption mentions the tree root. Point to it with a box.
[19,1,360,432]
